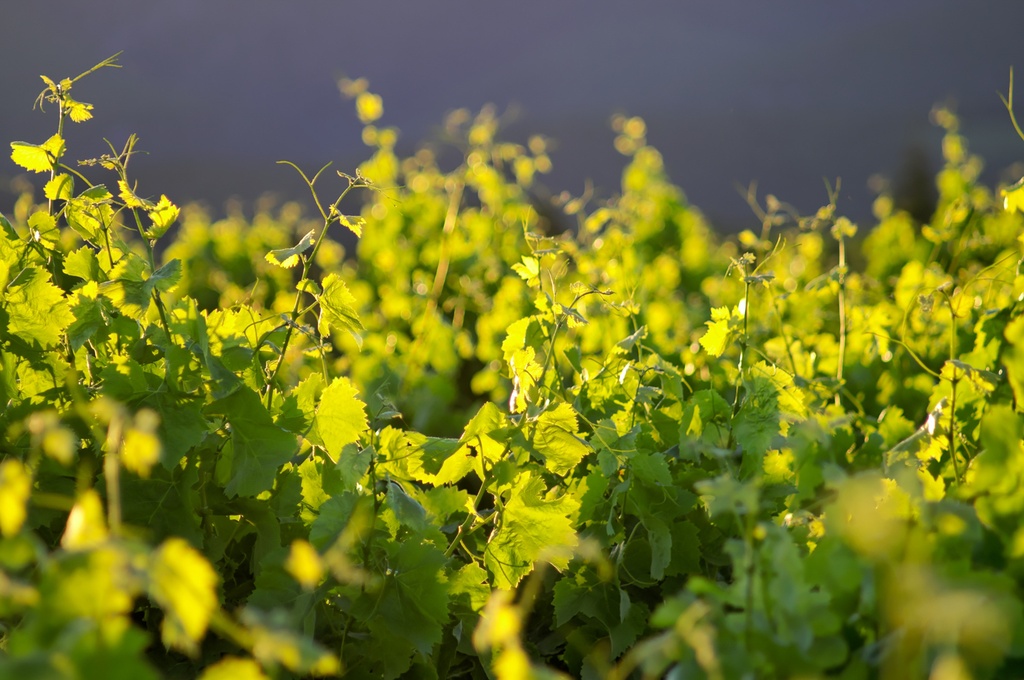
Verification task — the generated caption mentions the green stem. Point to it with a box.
[732,280,752,418]
[836,236,847,407]
[264,177,360,408]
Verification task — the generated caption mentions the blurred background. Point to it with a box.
[1,0,1022,232]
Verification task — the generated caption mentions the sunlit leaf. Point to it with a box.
[0,460,32,537]
[265,230,315,268]
[310,377,368,463]
[198,657,269,680]
[317,272,364,340]
[10,134,64,173]
[148,537,219,655]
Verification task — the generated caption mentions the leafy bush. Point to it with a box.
[3,54,1024,679]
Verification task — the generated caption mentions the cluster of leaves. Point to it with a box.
[4,54,1024,679]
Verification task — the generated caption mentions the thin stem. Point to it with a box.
[1000,67,1024,144]
[264,174,361,408]
[942,290,962,485]
[732,280,752,418]
[103,415,123,537]
[836,236,847,407]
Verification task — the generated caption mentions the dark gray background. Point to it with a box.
[2,1,1022,230]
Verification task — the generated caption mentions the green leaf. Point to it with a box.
[339,215,365,237]
[484,472,579,589]
[64,246,102,282]
[65,98,94,123]
[511,255,540,284]
[310,376,368,463]
[66,188,114,241]
[27,211,57,245]
[240,607,341,675]
[0,459,31,537]
[121,463,203,546]
[147,537,219,655]
[4,266,73,347]
[1002,176,1024,213]
[198,657,269,680]
[205,388,298,497]
[118,179,153,209]
[43,173,74,201]
[265,230,315,268]
[100,257,180,320]
[532,403,591,476]
[615,325,647,353]
[317,273,364,341]
[10,134,65,173]
[145,195,179,240]
[699,305,739,357]
[351,539,449,675]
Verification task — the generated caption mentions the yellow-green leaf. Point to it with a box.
[198,657,269,680]
[0,459,32,537]
[1002,177,1024,214]
[266,230,315,268]
[4,266,74,347]
[533,403,591,476]
[311,377,368,463]
[148,537,219,655]
[122,409,162,477]
[66,98,94,123]
[339,215,365,237]
[317,273,364,340]
[44,173,74,201]
[118,179,153,209]
[699,306,739,357]
[10,134,65,173]
[146,195,179,239]
[61,489,108,550]
[285,539,324,589]
[484,472,579,589]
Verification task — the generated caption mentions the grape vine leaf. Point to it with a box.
[699,305,741,357]
[265,230,315,269]
[147,537,219,656]
[532,403,591,476]
[100,257,181,321]
[204,388,298,497]
[10,134,64,173]
[353,539,450,677]
[3,267,73,347]
[309,376,368,463]
[145,195,179,240]
[198,657,269,680]
[0,459,31,537]
[317,273,363,342]
[240,607,341,676]
[484,472,580,589]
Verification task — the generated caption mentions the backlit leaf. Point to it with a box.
[145,195,179,240]
[265,230,315,268]
[533,403,591,476]
[10,134,64,173]
[4,266,73,347]
[198,657,269,680]
[485,472,579,589]
[0,459,31,537]
[317,272,364,341]
[43,173,74,201]
[310,377,368,463]
[148,537,219,655]
[204,388,298,497]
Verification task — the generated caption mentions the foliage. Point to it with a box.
[3,54,1024,679]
